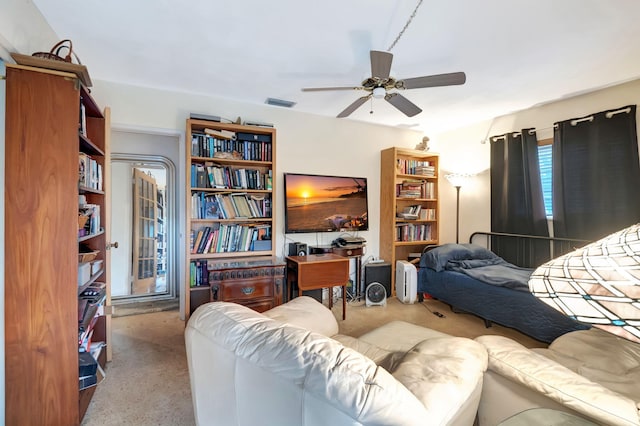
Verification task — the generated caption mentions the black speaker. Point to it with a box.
[364,262,392,297]
[288,242,308,256]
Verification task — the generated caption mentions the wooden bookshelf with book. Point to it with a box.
[185,118,278,319]
[380,147,440,292]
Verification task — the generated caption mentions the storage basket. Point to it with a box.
[32,39,82,64]
[78,251,99,263]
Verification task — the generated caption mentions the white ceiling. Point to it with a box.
[31,0,640,135]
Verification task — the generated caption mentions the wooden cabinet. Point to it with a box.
[380,147,439,291]
[5,64,110,425]
[185,119,277,319]
[208,257,285,312]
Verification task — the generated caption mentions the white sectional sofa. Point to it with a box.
[185,296,488,426]
[476,328,640,426]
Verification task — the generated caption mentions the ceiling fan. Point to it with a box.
[302,50,466,118]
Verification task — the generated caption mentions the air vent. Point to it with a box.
[265,98,296,108]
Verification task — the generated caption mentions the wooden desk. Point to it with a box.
[310,245,365,301]
[286,253,350,320]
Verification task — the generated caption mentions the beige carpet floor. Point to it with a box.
[82,296,546,425]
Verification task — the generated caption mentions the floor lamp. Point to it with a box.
[445,173,470,244]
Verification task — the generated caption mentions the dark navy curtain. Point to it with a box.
[553,105,640,241]
[490,129,549,267]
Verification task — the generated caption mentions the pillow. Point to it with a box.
[420,243,498,271]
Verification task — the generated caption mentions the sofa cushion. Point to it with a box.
[188,302,430,425]
[477,335,640,426]
[263,295,339,336]
[543,328,640,403]
[392,337,488,425]
[358,320,450,353]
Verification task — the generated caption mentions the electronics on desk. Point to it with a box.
[309,245,333,255]
[288,242,308,256]
[332,236,366,247]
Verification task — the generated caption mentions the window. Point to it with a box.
[538,142,553,217]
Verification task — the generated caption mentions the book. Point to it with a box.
[78,153,90,187]
[192,229,204,254]
[230,194,252,218]
[196,227,211,253]
[203,196,221,219]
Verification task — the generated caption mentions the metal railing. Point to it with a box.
[469,231,591,268]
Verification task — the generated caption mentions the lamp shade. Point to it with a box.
[529,223,640,343]
[445,173,473,188]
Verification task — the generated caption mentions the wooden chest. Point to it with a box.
[208,257,285,312]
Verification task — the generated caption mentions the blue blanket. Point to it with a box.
[445,258,533,292]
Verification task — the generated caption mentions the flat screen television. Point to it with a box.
[283,172,369,234]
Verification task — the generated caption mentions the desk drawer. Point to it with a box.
[217,278,273,301]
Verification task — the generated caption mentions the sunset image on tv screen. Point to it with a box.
[284,173,368,233]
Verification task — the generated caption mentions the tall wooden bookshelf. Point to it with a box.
[185,119,277,320]
[5,64,111,424]
[380,147,439,291]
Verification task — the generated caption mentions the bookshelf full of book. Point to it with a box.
[185,118,278,319]
[380,147,440,292]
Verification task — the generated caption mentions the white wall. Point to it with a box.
[0,0,58,59]
[92,80,422,261]
[433,78,640,244]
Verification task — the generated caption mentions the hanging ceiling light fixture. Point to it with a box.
[529,223,640,343]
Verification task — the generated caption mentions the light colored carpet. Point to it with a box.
[82,297,546,425]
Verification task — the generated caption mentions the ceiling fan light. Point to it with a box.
[372,87,386,99]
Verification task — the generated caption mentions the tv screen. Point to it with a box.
[283,173,369,234]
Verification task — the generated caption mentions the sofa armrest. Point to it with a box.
[476,335,640,426]
[263,296,339,337]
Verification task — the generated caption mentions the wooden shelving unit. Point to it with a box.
[184,119,277,320]
[5,64,110,425]
[380,147,440,291]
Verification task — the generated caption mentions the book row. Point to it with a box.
[189,259,211,287]
[191,132,272,161]
[79,204,101,238]
[79,153,103,191]
[395,223,434,242]
[396,180,436,199]
[190,223,272,255]
[397,205,437,221]
[191,192,272,219]
[191,162,272,190]
[396,158,435,176]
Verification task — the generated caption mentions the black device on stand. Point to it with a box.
[288,242,308,256]
[364,262,392,297]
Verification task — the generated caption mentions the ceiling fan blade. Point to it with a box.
[302,86,362,92]
[384,93,422,117]
[337,95,371,118]
[399,72,466,89]
[370,50,393,79]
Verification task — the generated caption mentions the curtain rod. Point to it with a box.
[485,106,634,143]
[569,106,631,126]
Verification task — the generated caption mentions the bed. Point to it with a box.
[417,243,590,343]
